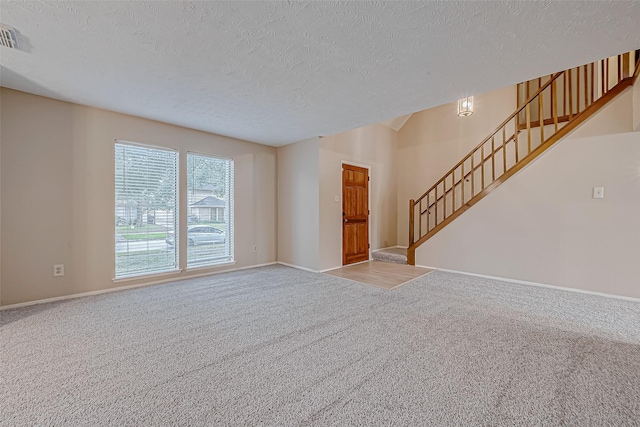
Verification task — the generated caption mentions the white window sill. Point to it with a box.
[185,260,236,273]
[112,269,183,284]
[112,260,237,283]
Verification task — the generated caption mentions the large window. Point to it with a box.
[187,153,234,267]
[115,142,178,278]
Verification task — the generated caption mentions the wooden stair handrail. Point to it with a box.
[416,72,563,202]
[408,50,640,265]
[409,78,633,253]
[516,115,570,131]
[422,132,518,214]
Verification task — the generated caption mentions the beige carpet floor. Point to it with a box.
[1,265,639,425]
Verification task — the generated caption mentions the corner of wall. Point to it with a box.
[276,137,321,271]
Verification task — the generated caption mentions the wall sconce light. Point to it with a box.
[457,96,474,117]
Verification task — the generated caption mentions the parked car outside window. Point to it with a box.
[166,226,226,246]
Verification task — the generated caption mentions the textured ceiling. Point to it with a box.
[1,1,639,146]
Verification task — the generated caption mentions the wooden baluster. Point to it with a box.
[514,117,519,163]
[538,90,544,144]
[618,54,622,83]
[563,71,568,117]
[600,59,605,96]
[552,79,559,132]
[591,62,595,103]
[526,100,531,154]
[434,183,440,225]
[502,127,507,173]
[538,77,542,98]
[569,68,575,119]
[452,167,456,213]
[605,57,609,93]
[583,65,588,110]
[576,67,581,113]
[550,77,555,130]
[622,52,630,79]
[515,84,520,130]
[409,199,415,245]
[481,144,485,190]
[471,154,475,198]
[579,65,584,112]
[428,193,433,232]
[443,178,447,219]
[491,135,496,181]
[418,199,422,236]
[461,162,465,206]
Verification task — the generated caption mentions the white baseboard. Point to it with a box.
[278,259,372,273]
[277,261,321,273]
[320,259,373,272]
[0,262,278,310]
[417,265,640,303]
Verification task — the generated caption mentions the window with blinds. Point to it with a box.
[186,153,234,267]
[115,142,179,278]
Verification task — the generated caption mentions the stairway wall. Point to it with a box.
[414,89,640,299]
[397,85,517,246]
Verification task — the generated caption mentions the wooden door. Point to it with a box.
[342,164,369,265]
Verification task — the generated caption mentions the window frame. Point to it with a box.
[185,151,235,269]
[114,140,180,279]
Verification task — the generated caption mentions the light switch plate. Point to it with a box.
[592,187,605,199]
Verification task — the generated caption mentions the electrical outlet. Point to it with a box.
[252,245,257,253]
[53,264,64,277]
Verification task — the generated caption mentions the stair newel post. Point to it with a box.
[408,199,416,266]
[409,199,415,246]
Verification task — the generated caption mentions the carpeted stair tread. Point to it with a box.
[372,247,407,264]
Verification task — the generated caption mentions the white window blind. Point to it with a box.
[186,153,234,267]
[115,142,178,278]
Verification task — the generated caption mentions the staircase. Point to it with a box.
[407,50,640,265]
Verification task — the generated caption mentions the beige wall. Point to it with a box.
[0,88,277,305]
[318,124,398,270]
[277,124,397,272]
[276,137,320,271]
[397,86,517,246]
[413,87,640,298]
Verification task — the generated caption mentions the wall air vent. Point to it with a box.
[0,24,18,49]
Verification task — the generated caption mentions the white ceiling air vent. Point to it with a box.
[0,24,18,49]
